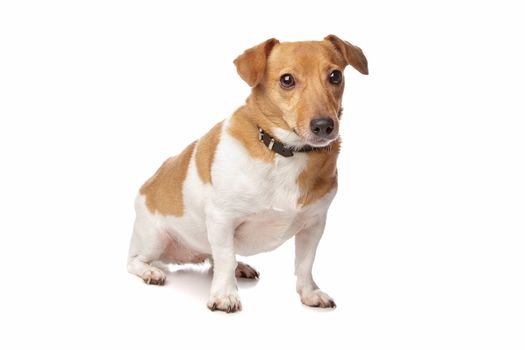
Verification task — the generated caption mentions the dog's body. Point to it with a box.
[128,35,368,312]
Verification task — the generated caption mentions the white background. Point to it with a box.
[1,1,524,349]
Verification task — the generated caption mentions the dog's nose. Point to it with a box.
[310,118,335,138]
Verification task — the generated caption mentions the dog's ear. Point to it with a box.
[324,34,368,75]
[234,38,280,87]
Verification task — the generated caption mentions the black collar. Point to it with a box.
[258,127,323,157]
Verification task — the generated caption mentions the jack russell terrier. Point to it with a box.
[127,35,368,312]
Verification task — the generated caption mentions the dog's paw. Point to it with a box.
[141,268,166,286]
[207,292,242,313]
[300,289,336,308]
[235,262,259,279]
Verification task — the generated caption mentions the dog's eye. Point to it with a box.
[279,74,295,89]
[329,70,343,85]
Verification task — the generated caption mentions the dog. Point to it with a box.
[127,35,368,312]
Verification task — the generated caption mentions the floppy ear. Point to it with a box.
[234,38,280,87]
[324,34,368,75]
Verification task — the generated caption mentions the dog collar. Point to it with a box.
[257,127,320,157]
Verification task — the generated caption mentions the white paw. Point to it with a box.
[207,292,242,313]
[141,268,166,285]
[235,262,259,279]
[300,289,336,308]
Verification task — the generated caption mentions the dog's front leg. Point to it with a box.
[206,211,241,313]
[295,214,336,308]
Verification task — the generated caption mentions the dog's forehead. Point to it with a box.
[268,41,343,70]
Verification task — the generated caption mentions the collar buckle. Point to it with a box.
[268,138,275,150]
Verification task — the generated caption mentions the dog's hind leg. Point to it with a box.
[235,261,259,279]
[127,197,167,285]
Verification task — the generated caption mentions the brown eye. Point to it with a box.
[329,70,343,85]
[280,74,295,89]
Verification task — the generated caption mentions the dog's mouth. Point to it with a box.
[306,136,338,147]
[292,128,338,148]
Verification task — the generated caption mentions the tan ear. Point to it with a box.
[325,34,368,75]
[234,38,279,87]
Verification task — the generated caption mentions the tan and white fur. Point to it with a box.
[127,35,368,312]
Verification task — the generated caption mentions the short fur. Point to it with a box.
[128,35,368,312]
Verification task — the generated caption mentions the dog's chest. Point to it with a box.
[255,155,307,210]
[233,208,309,256]
[222,158,306,213]
[214,133,308,212]
[214,143,313,254]
[206,130,333,255]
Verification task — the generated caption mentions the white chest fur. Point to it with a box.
[208,127,326,256]
[212,127,308,214]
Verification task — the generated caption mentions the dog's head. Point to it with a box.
[234,35,368,147]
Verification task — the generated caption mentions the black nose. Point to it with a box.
[310,118,335,138]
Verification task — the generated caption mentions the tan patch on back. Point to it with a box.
[195,121,223,184]
[140,142,196,216]
[297,140,340,206]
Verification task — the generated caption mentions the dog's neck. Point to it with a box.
[245,93,292,136]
